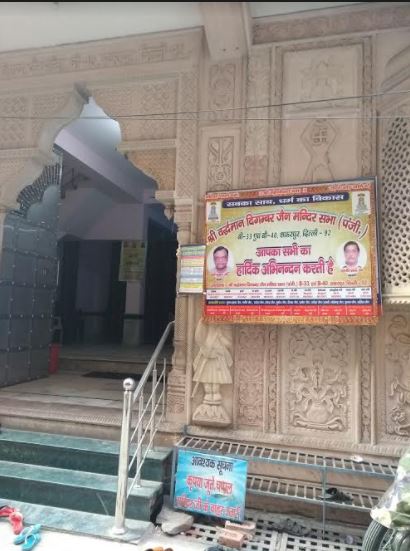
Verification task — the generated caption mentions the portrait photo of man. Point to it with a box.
[210,246,231,277]
[341,240,365,274]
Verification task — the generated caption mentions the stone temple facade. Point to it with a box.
[0,2,410,459]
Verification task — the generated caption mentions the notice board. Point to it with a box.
[204,179,380,325]
[174,449,248,522]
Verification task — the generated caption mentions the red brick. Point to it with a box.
[225,520,256,538]
[218,528,246,549]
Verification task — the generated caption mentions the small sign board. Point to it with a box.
[119,240,146,282]
[174,449,248,522]
[178,244,206,294]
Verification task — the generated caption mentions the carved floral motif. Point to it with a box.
[301,119,338,182]
[288,326,349,431]
[209,63,236,111]
[207,137,233,191]
[385,315,410,437]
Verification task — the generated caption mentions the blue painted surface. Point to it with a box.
[174,449,248,521]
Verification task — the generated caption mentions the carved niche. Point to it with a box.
[202,59,241,124]
[272,39,372,186]
[382,314,410,440]
[191,319,234,427]
[209,63,236,111]
[283,325,353,436]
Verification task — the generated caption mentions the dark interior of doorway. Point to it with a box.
[56,221,177,347]
[143,219,177,344]
[56,240,126,345]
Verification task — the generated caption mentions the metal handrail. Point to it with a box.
[113,320,174,534]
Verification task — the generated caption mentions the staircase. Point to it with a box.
[0,428,172,539]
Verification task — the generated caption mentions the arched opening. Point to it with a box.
[0,97,177,428]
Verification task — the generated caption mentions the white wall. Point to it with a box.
[0,2,202,52]
[0,2,364,53]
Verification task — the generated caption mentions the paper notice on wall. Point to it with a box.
[178,244,206,294]
[119,240,146,282]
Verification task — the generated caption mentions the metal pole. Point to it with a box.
[113,378,136,535]
[150,362,157,450]
[321,464,327,538]
[162,357,167,421]
[135,393,144,488]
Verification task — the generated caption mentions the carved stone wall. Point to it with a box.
[0,7,409,458]
[270,38,374,186]
[377,312,410,448]
[281,326,355,441]
[381,112,410,298]
[234,326,266,430]
[244,48,271,188]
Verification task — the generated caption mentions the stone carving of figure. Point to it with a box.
[191,318,233,427]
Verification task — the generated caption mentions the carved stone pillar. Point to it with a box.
[166,199,193,422]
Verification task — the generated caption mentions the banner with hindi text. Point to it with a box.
[174,450,248,521]
[204,180,380,325]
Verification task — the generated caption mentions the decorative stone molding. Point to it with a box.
[175,71,199,199]
[167,295,188,420]
[0,29,202,88]
[360,327,373,443]
[268,327,278,432]
[254,3,410,45]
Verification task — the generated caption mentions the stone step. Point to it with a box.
[0,499,154,542]
[0,460,162,521]
[0,429,171,484]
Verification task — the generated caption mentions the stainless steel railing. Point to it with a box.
[113,321,174,534]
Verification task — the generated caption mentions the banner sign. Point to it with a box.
[174,450,248,522]
[178,245,206,294]
[119,240,146,282]
[204,179,380,325]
